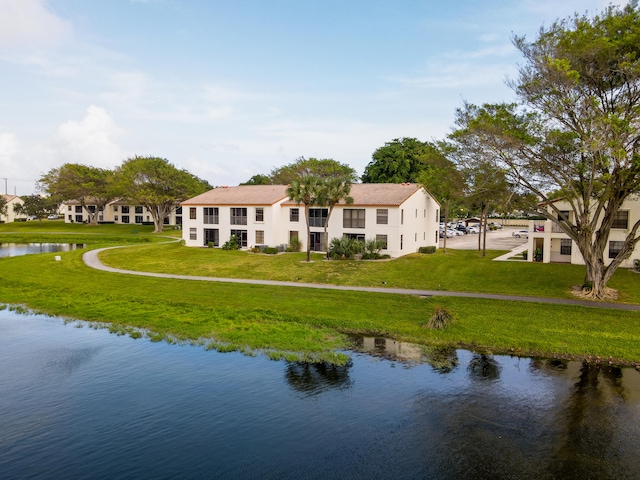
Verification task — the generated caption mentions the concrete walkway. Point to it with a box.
[82,247,640,311]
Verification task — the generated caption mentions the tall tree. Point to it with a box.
[116,156,211,233]
[416,144,464,254]
[13,195,58,221]
[316,176,353,259]
[39,163,115,225]
[450,3,640,298]
[243,157,358,185]
[286,175,319,262]
[362,138,439,183]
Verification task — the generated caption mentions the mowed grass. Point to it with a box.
[98,241,640,304]
[1,222,640,364]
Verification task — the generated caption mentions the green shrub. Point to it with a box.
[222,235,240,250]
[286,237,301,252]
[522,250,528,260]
[329,236,363,259]
[634,259,640,272]
[361,238,385,259]
[264,247,279,255]
[207,242,215,248]
[418,246,436,254]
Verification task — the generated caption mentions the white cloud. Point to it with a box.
[0,132,21,175]
[50,105,125,168]
[0,0,73,49]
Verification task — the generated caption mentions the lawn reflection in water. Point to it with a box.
[1,311,639,480]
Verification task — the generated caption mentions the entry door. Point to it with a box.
[204,229,219,246]
[310,232,325,251]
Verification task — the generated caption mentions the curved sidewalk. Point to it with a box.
[83,248,640,311]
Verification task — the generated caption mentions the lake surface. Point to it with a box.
[0,243,85,257]
[1,308,639,480]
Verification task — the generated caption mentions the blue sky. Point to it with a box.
[0,0,627,195]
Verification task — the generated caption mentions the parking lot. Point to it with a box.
[439,227,528,250]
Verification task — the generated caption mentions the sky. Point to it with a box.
[0,0,629,196]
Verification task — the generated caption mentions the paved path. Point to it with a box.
[82,247,640,311]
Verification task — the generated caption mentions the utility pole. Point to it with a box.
[3,178,7,195]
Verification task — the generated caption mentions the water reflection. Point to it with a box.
[284,361,352,396]
[467,353,502,381]
[0,243,85,257]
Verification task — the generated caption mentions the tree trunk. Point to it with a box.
[304,205,311,262]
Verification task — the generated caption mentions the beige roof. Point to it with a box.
[183,183,427,207]
[181,185,290,206]
[1,194,20,203]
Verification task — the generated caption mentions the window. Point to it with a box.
[560,239,572,255]
[121,216,130,224]
[175,207,182,215]
[344,233,365,242]
[204,229,218,246]
[290,208,299,222]
[204,207,219,224]
[75,206,82,213]
[230,229,248,247]
[135,206,143,214]
[609,240,624,258]
[75,215,83,223]
[189,207,197,220]
[401,209,404,225]
[289,231,299,242]
[343,209,366,228]
[88,206,96,213]
[114,215,118,222]
[612,210,629,229]
[400,234,403,250]
[190,228,197,241]
[163,217,169,225]
[121,206,130,214]
[231,207,247,225]
[376,209,388,225]
[558,210,571,223]
[68,205,72,211]
[376,234,388,249]
[255,230,264,244]
[255,208,264,222]
[309,208,328,227]
[135,216,143,224]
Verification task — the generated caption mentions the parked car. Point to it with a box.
[512,229,529,239]
[488,222,503,229]
[26,215,37,221]
[47,214,59,220]
[466,225,480,234]
[444,229,456,238]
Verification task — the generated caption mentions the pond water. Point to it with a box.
[1,309,639,480]
[0,243,85,257]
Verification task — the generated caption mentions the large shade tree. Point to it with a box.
[450,3,640,299]
[286,175,319,262]
[362,138,441,183]
[39,163,115,225]
[13,195,58,221]
[116,156,211,233]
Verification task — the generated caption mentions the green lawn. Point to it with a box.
[1,222,639,365]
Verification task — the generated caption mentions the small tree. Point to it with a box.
[286,175,319,262]
[13,195,58,221]
[316,176,353,259]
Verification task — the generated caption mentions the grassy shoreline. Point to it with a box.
[1,223,640,365]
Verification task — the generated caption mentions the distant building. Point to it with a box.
[61,199,182,226]
[0,195,25,223]
[180,183,440,258]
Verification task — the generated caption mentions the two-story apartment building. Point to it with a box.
[0,195,25,223]
[181,183,440,258]
[62,199,182,226]
[527,195,640,268]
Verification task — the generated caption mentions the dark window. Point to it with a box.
[204,207,219,224]
[175,207,182,215]
[401,209,404,225]
[560,238,572,255]
[189,207,196,220]
[255,208,264,222]
[344,233,365,242]
[612,210,629,229]
[558,210,571,223]
[121,206,130,214]
[289,231,299,242]
[88,206,96,213]
[230,229,248,247]
[343,209,366,228]
[121,216,130,224]
[376,234,388,249]
[290,208,299,222]
[75,206,82,213]
[163,217,169,225]
[113,205,118,212]
[135,206,143,214]
[75,215,83,223]
[176,216,182,225]
[309,208,328,227]
[231,208,247,225]
[376,209,388,225]
[68,205,72,211]
[135,216,143,224]
[609,240,624,258]
[204,228,218,246]
[189,228,197,240]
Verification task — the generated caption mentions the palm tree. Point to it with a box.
[287,175,319,262]
[317,177,353,259]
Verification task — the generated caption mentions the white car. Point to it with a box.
[47,214,58,220]
[512,229,529,239]
[466,225,480,234]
